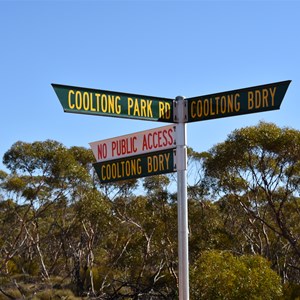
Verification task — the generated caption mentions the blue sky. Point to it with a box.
[1,0,299,173]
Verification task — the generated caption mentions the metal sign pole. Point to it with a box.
[175,96,189,300]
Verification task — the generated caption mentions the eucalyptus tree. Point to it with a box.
[0,140,96,281]
[202,122,300,282]
[95,175,178,299]
[0,139,180,297]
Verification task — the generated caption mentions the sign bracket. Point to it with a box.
[173,97,188,123]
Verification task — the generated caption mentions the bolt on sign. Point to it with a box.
[89,125,176,163]
[52,83,173,122]
[93,149,176,183]
[187,80,291,122]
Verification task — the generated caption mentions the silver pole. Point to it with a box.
[175,96,189,300]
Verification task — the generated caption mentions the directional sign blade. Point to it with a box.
[52,83,173,122]
[89,125,176,163]
[93,149,176,183]
[187,80,291,122]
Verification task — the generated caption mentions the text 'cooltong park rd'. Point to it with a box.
[53,80,291,124]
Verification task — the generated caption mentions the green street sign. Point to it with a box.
[52,83,173,122]
[93,149,176,183]
[187,80,291,122]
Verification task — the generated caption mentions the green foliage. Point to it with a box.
[205,121,300,193]
[2,176,26,193]
[0,124,299,298]
[188,199,229,259]
[0,170,7,181]
[202,122,300,283]
[2,140,93,203]
[190,250,283,300]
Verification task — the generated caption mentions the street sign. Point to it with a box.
[89,125,176,162]
[93,149,176,183]
[52,83,173,122]
[54,79,291,300]
[187,80,291,122]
